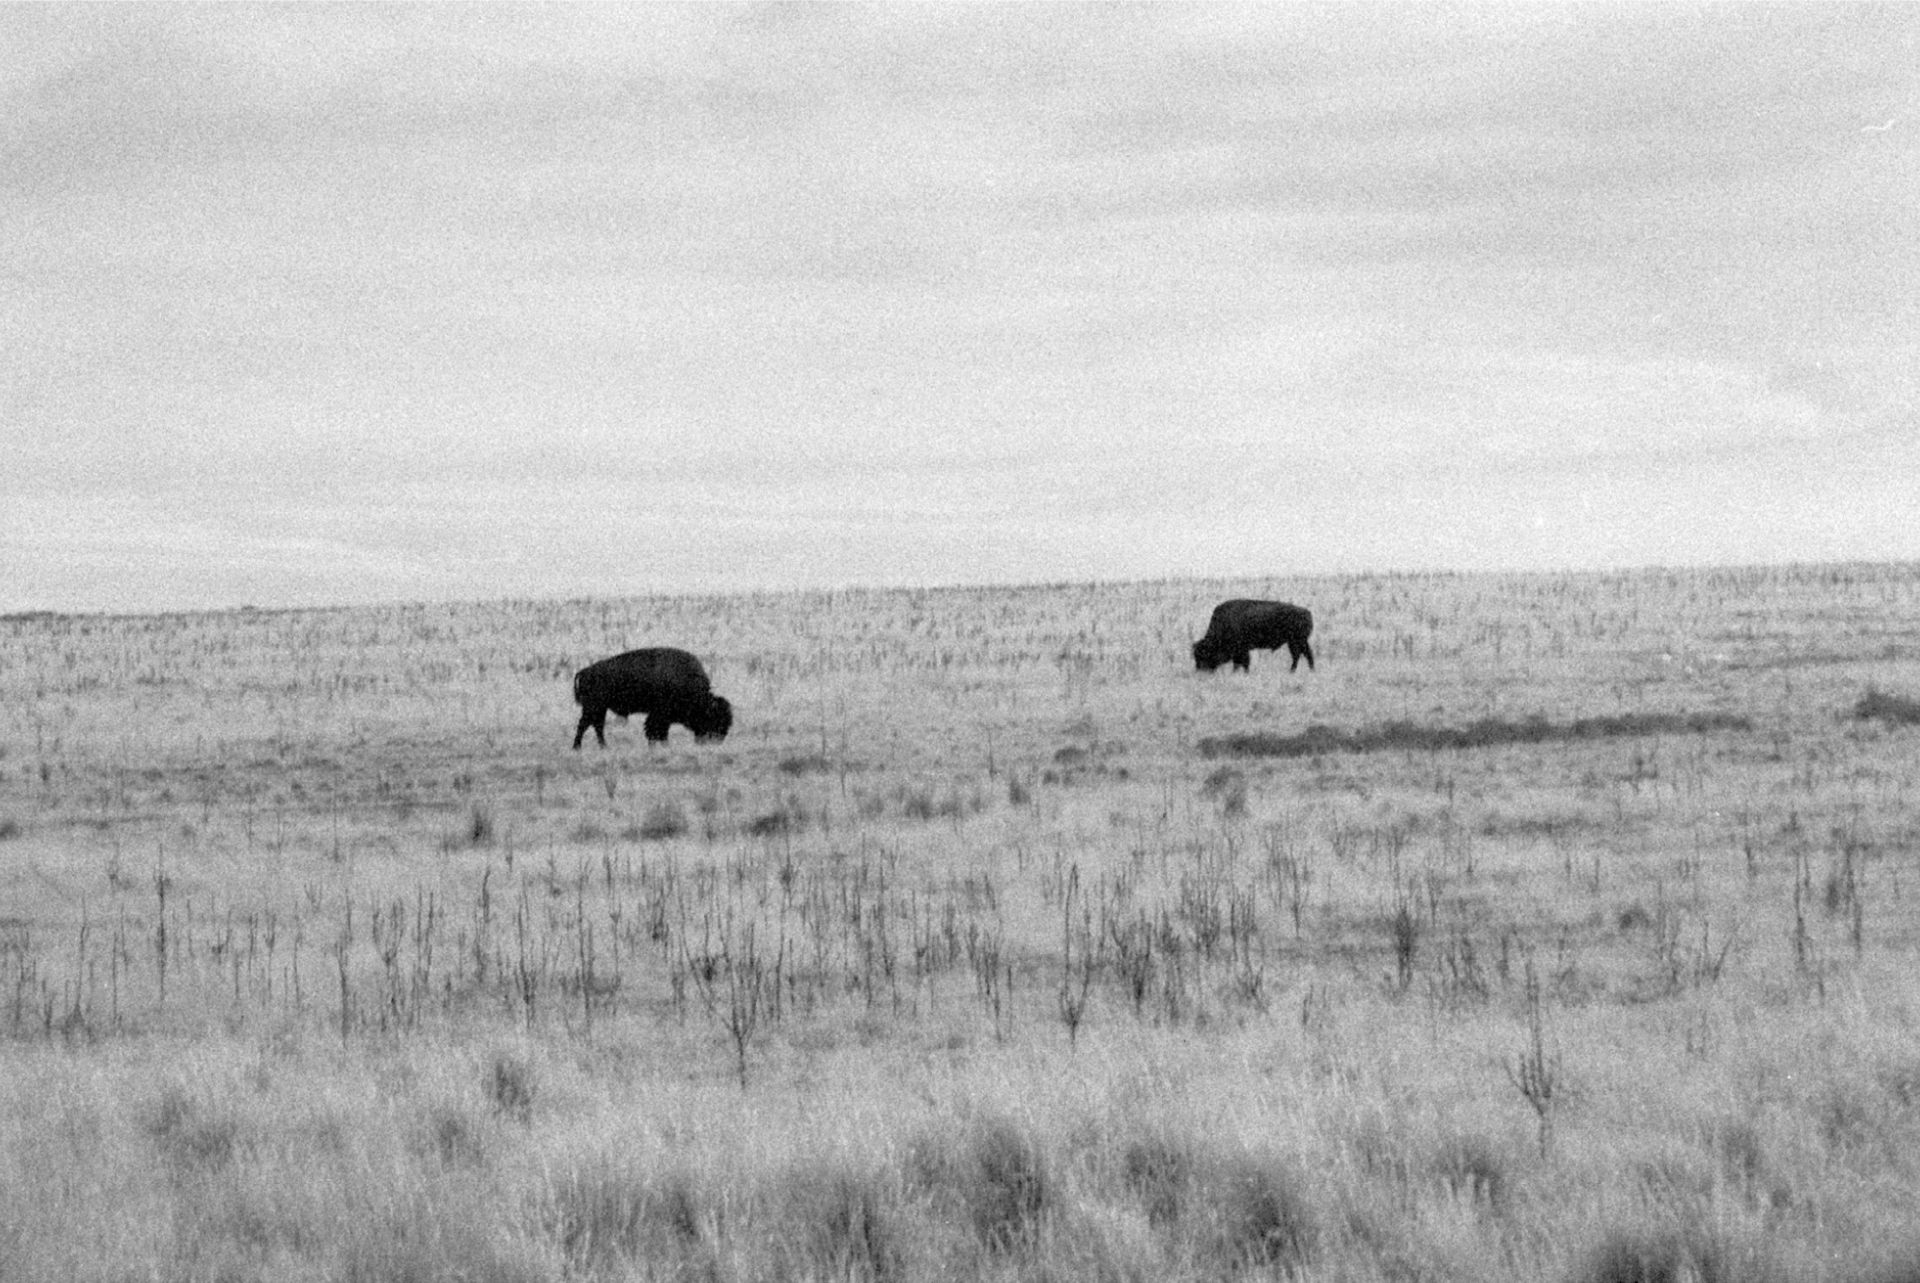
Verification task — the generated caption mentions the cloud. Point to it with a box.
[2,4,1916,611]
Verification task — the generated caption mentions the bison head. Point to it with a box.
[690,694,733,743]
[1192,638,1226,672]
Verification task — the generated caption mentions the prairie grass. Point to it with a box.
[3,563,1920,1279]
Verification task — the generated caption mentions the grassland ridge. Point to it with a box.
[1198,710,1754,759]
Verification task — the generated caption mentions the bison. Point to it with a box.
[572,647,732,748]
[1192,600,1315,674]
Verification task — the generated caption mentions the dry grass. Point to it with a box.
[3,563,1920,1280]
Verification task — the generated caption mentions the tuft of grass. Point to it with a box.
[146,1085,240,1172]
[1853,686,1920,726]
[485,1051,536,1123]
[909,1114,1055,1253]
[420,1103,489,1169]
[543,1161,706,1274]
[898,784,977,822]
[1616,902,1655,931]
[1704,1117,1791,1211]
[1200,711,1753,759]
[1565,1229,1735,1283]
[747,806,798,838]
[966,1115,1053,1251]
[777,753,833,776]
[1118,1131,1315,1269]
[1120,1130,1195,1227]
[1200,1151,1316,1269]
[635,801,688,841]
[1430,1133,1508,1208]
[1200,766,1249,816]
[339,1205,543,1283]
[777,1163,905,1283]
[444,803,495,850]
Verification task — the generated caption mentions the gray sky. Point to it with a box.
[4,3,1916,613]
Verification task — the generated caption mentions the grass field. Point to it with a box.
[4,563,1920,1282]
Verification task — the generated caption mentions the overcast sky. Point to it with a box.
[4,4,1916,613]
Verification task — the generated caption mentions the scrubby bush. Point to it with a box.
[1853,687,1920,726]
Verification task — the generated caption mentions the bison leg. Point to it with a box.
[1233,650,1252,672]
[642,712,672,743]
[574,708,607,750]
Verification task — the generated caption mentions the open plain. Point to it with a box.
[4,563,1920,1282]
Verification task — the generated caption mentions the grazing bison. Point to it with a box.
[572,647,732,749]
[1192,600,1315,673]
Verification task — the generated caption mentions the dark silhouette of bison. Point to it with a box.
[1192,600,1315,673]
[572,647,732,748]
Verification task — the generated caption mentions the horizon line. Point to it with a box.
[6,556,1916,624]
